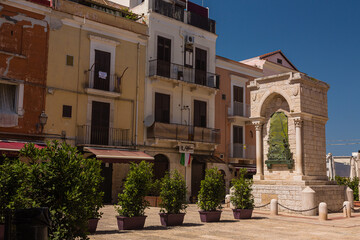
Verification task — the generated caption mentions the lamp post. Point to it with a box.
[37,111,48,133]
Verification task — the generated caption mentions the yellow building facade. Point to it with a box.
[45,0,149,203]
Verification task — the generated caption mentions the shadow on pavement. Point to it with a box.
[92,230,123,235]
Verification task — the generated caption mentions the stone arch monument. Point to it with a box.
[248,72,345,213]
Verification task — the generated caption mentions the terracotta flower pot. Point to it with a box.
[88,218,99,234]
[232,209,253,219]
[159,213,185,227]
[199,211,222,222]
[116,216,147,230]
[0,224,4,240]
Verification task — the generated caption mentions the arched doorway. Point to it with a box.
[191,158,205,201]
[153,154,169,180]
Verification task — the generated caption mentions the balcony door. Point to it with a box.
[194,100,206,128]
[94,50,111,91]
[157,36,171,78]
[155,92,170,123]
[233,85,244,116]
[91,101,110,145]
[195,48,207,85]
[233,125,244,158]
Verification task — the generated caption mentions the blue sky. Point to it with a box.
[191,0,360,156]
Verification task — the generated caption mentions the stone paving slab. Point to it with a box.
[90,205,360,240]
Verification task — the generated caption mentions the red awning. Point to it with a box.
[84,147,154,163]
[0,141,45,151]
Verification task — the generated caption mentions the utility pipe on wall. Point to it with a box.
[135,43,140,145]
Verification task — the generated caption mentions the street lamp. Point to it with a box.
[37,111,48,133]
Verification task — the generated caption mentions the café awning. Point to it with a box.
[84,147,154,163]
[0,141,45,151]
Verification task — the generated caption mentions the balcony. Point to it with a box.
[228,102,251,122]
[153,0,184,22]
[187,11,216,34]
[76,125,131,146]
[230,143,255,159]
[147,122,220,144]
[149,60,219,89]
[85,70,121,97]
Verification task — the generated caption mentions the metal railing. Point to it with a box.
[85,70,121,93]
[147,122,220,144]
[76,125,131,146]
[230,143,256,159]
[229,102,250,117]
[153,0,184,21]
[149,60,219,89]
[187,10,216,33]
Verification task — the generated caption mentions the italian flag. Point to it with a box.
[180,153,191,167]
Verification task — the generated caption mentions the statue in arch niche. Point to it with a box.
[266,112,293,169]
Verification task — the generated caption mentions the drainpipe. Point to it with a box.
[135,43,140,145]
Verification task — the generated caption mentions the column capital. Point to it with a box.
[294,118,303,128]
[252,121,263,131]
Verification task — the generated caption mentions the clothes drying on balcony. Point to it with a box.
[84,147,154,163]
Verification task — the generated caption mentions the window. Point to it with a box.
[66,55,74,66]
[184,45,193,67]
[194,100,207,127]
[62,105,72,118]
[233,85,244,116]
[222,94,226,100]
[277,58,283,64]
[157,36,171,78]
[155,92,170,123]
[195,48,207,85]
[0,82,24,127]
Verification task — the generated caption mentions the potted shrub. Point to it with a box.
[159,170,187,227]
[115,161,153,230]
[87,205,103,234]
[145,179,162,207]
[230,168,254,219]
[197,167,226,222]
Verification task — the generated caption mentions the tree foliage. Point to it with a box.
[159,170,187,214]
[197,167,225,211]
[230,169,254,209]
[115,161,153,217]
[15,141,104,240]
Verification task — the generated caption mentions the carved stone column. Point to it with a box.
[294,118,303,175]
[253,121,264,180]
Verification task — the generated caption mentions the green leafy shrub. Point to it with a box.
[115,161,153,217]
[0,159,33,223]
[334,176,359,201]
[197,167,225,211]
[159,170,187,214]
[149,179,162,197]
[20,141,104,240]
[230,169,254,209]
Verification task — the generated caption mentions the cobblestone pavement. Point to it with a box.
[90,204,360,240]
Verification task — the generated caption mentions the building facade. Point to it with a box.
[44,0,150,203]
[0,0,51,156]
[215,56,263,191]
[117,0,221,200]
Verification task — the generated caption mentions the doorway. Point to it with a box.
[100,162,113,204]
[191,158,205,201]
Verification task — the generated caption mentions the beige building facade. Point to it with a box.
[45,0,149,203]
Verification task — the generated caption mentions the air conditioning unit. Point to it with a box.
[186,35,195,45]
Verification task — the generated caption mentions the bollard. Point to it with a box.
[343,201,351,218]
[302,186,316,216]
[318,202,327,221]
[270,199,278,215]
[345,187,354,209]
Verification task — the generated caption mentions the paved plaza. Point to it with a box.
[90,204,360,240]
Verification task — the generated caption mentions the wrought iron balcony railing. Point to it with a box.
[76,125,131,146]
[147,122,220,144]
[153,0,184,21]
[228,102,251,118]
[149,60,219,89]
[187,11,216,34]
[230,143,256,159]
[85,70,121,93]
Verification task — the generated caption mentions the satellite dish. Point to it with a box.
[144,115,155,127]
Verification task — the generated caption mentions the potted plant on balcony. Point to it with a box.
[115,161,153,230]
[197,167,226,222]
[230,168,254,219]
[159,170,188,227]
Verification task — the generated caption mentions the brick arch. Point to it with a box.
[256,90,293,118]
